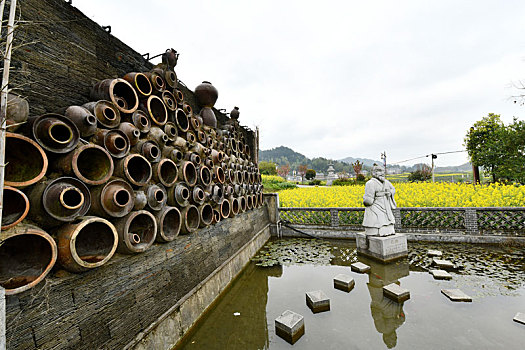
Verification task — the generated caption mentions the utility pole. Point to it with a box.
[380,151,387,174]
[431,154,437,183]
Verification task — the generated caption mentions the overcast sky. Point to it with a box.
[75,0,525,166]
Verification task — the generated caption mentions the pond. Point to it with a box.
[175,238,525,349]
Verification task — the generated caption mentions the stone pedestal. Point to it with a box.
[513,312,525,325]
[306,290,330,313]
[275,310,305,344]
[430,269,452,280]
[383,283,410,303]
[334,274,355,292]
[356,233,408,262]
[427,249,442,257]
[441,289,472,302]
[432,258,455,270]
[351,262,370,273]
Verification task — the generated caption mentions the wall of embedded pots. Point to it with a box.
[0,59,263,296]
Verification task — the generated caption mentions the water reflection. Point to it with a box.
[176,239,525,350]
[177,263,282,349]
[361,257,409,348]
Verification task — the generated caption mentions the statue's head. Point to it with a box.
[372,164,385,182]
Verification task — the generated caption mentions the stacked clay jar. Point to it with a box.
[0,64,263,295]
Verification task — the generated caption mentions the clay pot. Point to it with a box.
[194,81,218,107]
[200,107,217,128]
[4,93,29,132]
[64,106,98,137]
[230,106,240,120]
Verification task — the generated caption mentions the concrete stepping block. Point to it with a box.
[334,274,355,292]
[306,290,330,313]
[427,249,443,257]
[433,258,455,270]
[430,269,452,280]
[351,262,370,273]
[441,289,472,302]
[513,312,525,325]
[383,283,410,302]
[275,310,305,344]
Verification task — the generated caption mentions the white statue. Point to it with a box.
[362,164,397,237]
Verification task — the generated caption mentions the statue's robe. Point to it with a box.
[362,177,397,236]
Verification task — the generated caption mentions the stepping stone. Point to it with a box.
[427,249,443,257]
[514,312,525,325]
[351,262,370,273]
[383,283,410,302]
[306,290,330,313]
[430,269,452,280]
[275,310,305,344]
[441,289,472,302]
[334,274,355,292]
[433,258,455,270]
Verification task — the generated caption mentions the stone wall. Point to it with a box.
[131,222,271,350]
[5,206,270,350]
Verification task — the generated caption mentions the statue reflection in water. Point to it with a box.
[363,257,409,348]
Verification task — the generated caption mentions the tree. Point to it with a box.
[352,160,363,176]
[467,114,525,182]
[277,164,290,178]
[297,164,308,183]
[305,169,316,180]
[495,117,525,182]
[408,164,432,182]
[259,161,277,175]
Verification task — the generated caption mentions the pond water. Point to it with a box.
[176,238,525,349]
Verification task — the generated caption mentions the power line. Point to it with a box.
[390,150,466,165]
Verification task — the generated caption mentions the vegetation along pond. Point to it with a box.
[176,238,525,349]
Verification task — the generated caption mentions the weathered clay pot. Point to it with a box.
[4,132,48,188]
[154,206,181,242]
[1,186,30,230]
[0,224,57,295]
[91,129,130,159]
[54,143,114,185]
[162,48,179,69]
[200,107,217,128]
[4,93,29,132]
[194,81,218,107]
[89,178,135,218]
[122,72,152,98]
[83,100,121,129]
[114,210,157,254]
[64,106,98,138]
[230,106,240,120]
[56,216,118,272]
[30,113,80,154]
[28,177,91,227]
[90,78,139,114]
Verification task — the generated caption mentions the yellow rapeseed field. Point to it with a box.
[279,182,525,207]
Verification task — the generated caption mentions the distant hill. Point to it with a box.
[259,146,370,174]
[259,146,472,174]
[259,146,309,167]
[391,162,472,173]
[339,156,382,167]
[435,163,472,173]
